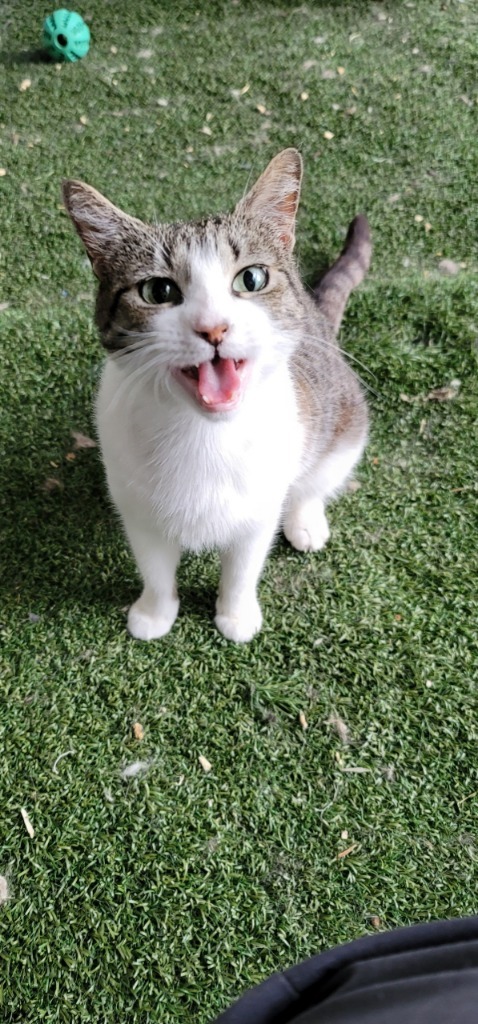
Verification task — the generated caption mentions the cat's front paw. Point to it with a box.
[127,595,179,641]
[215,598,262,643]
[284,503,330,552]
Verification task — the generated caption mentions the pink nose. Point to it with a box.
[194,322,229,347]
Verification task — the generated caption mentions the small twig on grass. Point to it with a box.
[337,842,359,859]
[52,750,75,774]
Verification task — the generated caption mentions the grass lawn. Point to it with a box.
[1,0,477,1020]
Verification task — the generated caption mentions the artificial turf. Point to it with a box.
[0,0,477,1020]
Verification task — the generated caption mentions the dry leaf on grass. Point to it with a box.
[327,715,350,745]
[20,807,34,838]
[132,722,144,741]
[199,755,212,773]
[426,383,460,401]
[120,761,151,780]
[43,477,63,491]
[299,711,308,731]
[400,382,460,403]
[71,430,97,449]
[0,875,9,904]
[438,259,460,276]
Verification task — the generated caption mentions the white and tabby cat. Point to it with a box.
[63,149,371,642]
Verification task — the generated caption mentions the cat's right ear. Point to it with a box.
[62,180,135,277]
[236,148,303,250]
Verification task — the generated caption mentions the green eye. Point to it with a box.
[232,266,269,294]
[139,277,182,305]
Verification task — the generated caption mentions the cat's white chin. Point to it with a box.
[172,357,251,414]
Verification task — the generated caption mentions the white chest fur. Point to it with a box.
[96,360,304,552]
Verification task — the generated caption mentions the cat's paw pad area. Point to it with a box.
[284,507,330,552]
[215,600,262,643]
[127,597,179,641]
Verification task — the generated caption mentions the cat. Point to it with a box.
[62,149,371,643]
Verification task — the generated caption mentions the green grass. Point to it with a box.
[1,1,478,1020]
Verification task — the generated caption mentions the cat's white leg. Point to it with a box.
[284,442,364,553]
[122,517,181,641]
[215,521,277,643]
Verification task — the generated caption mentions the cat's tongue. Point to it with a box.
[197,357,241,409]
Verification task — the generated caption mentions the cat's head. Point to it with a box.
[63,149,305,417]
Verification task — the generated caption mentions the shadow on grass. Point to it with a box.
[0,430,218,626]
[0,48,53,66]
[0,452,127,612]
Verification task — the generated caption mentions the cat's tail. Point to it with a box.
[313,215,371,336]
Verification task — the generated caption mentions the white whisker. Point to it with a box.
[283,326,380,399]
[104,355,162,414]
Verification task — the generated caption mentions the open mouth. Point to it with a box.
[174,354,249,413]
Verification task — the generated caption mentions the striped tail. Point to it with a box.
[314,214,371,335]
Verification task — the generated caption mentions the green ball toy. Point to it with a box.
[42,9,90,62]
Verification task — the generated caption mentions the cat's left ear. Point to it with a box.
[236,148,303,250]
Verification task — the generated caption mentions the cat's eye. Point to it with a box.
[232,266,269,295]
[139,277,183,306]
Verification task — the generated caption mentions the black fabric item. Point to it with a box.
[214,916,478,1024]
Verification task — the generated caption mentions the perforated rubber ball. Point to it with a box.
[42,9,90,62]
